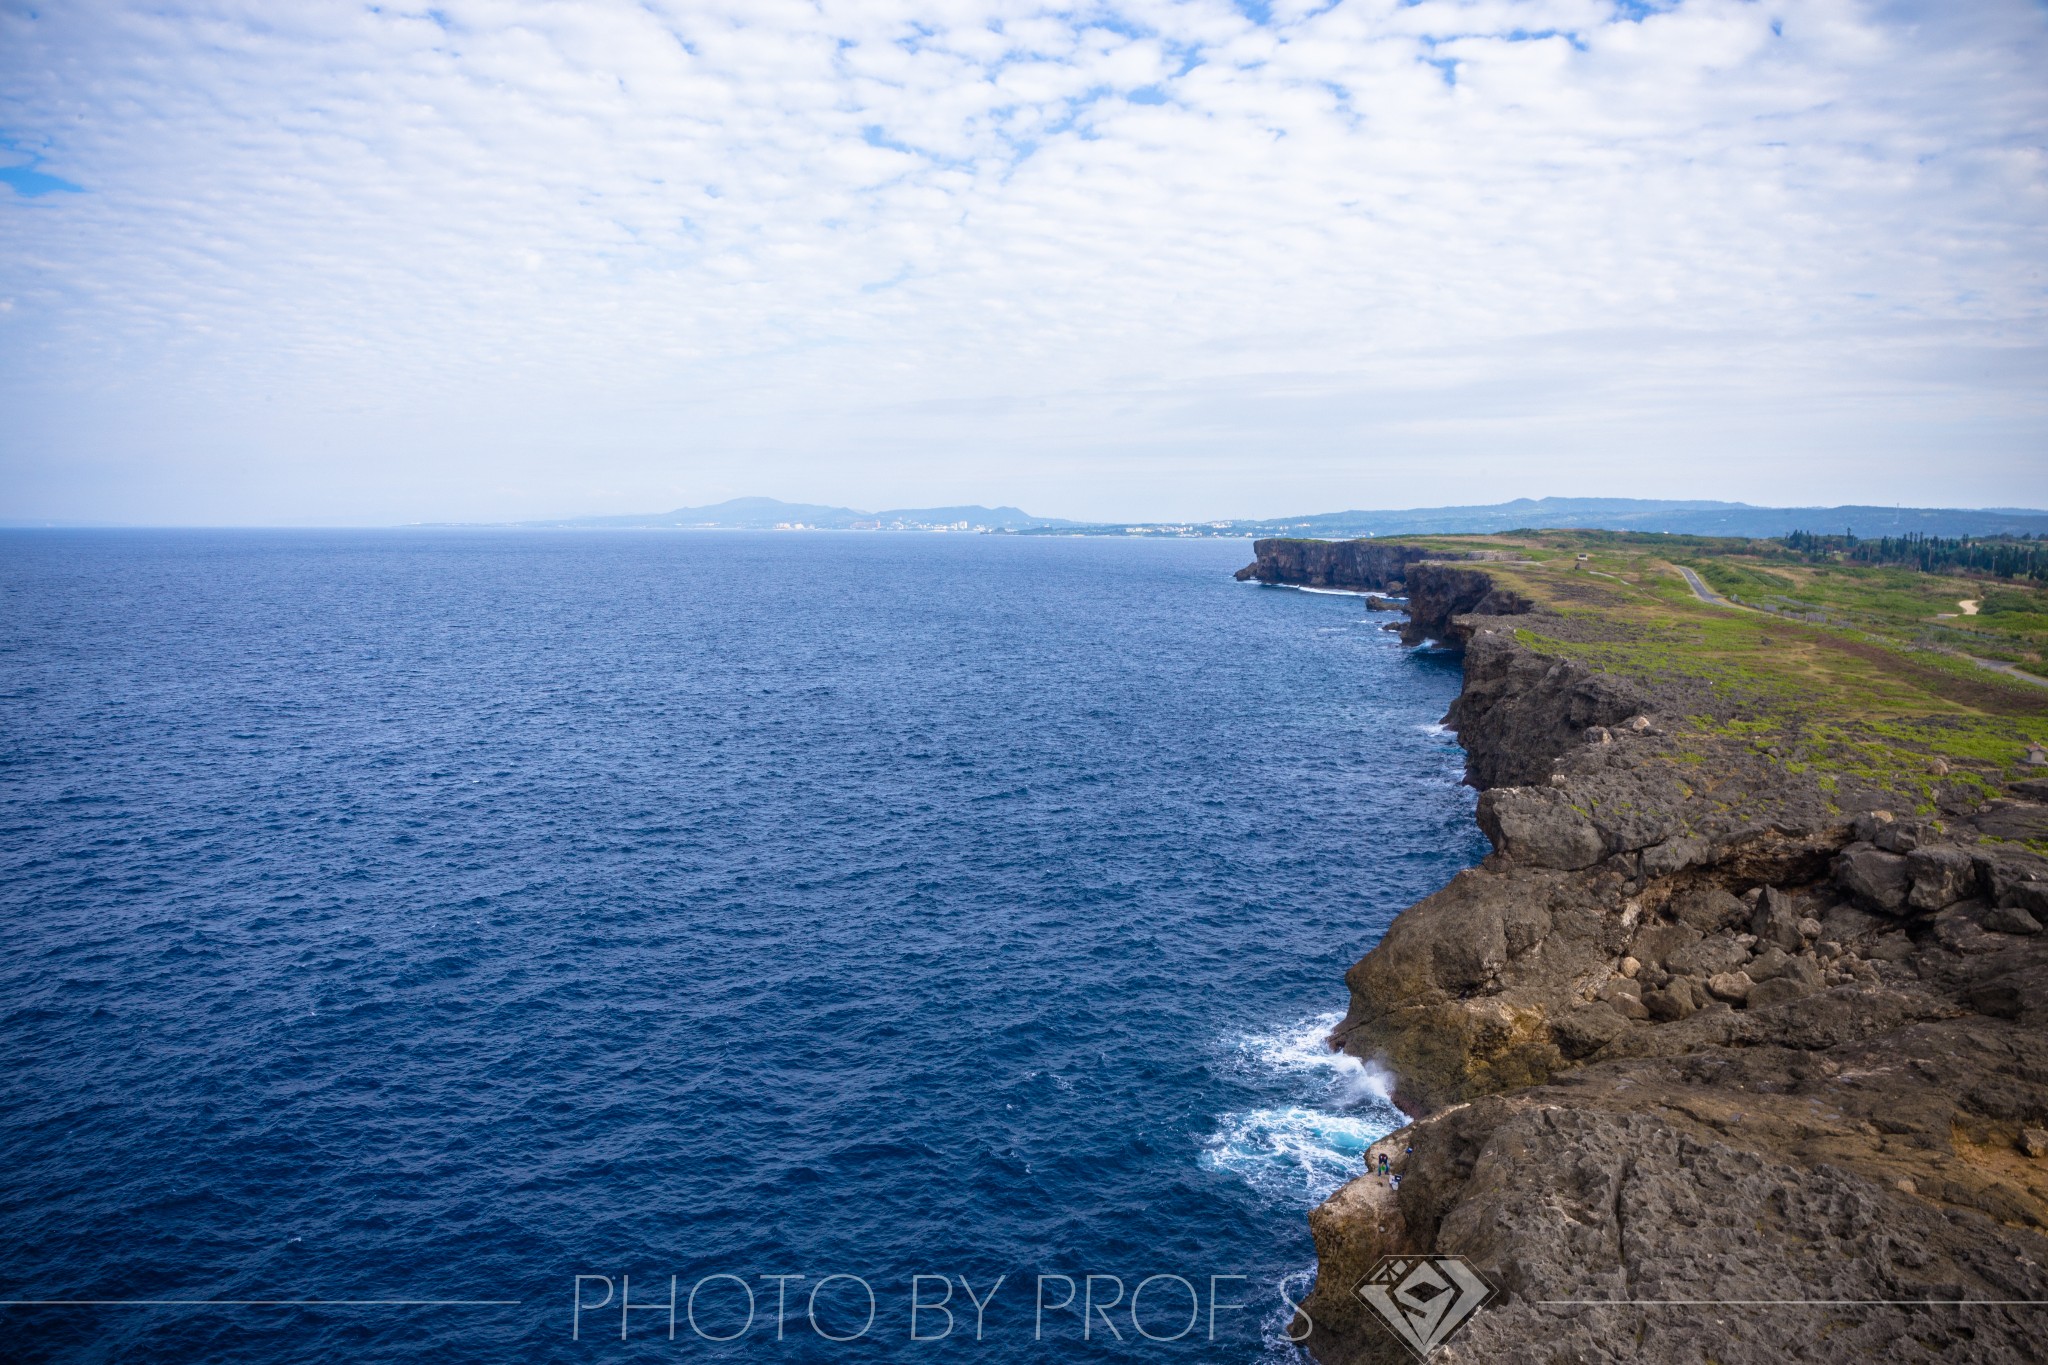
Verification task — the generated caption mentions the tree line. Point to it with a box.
[1780,530,2048,582]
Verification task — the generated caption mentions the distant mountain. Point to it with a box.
[871,504,1067,528]
[522,497,1075,531]
[509,495,2048,540]
[1018,497,2048,540]
[1223,498,2048,540]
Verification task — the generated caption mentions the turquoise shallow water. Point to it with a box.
[0,530,1483,1362]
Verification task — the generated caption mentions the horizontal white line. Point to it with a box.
[1540,1300,2048,1307]
[0,1300,521,1307]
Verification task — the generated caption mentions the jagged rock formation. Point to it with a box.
[1234,538,1443,593]
[1241,543,2048,1365]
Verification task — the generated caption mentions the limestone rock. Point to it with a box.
[2004,879,2048,917]
[1305,588,2048,1365]
[1985,904,2044,936]
[1834,843,1910,911]
[1906,844,1978,911]
[1822,901,1884,940]
[1300,1058,2048,1365]
[1667,933,1749,980]
[1706,971,1755,1004]
[1556,1002,1630,1056]
[1751,886,1805,952]
[1640,835,1709,878]
[1978,801,2048,842]
[1475,786,1604,870]
[1233,537,1438,591]
[1437,626,1644,788]
[1748,973,1819,1008]
[1599,977,1650,1020]
[1643,982,1698,1022]
[1874,820,1927,854]
[1669,884,1745,933]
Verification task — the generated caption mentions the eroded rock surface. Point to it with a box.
[1243,550,2048,1364]
[1232,538,1444,593]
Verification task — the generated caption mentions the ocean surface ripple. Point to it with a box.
[0,531,1483,1362]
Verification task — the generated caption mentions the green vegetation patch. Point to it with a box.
[1414,530,2048,797]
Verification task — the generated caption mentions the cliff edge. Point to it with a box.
[1238,536,2048,1364]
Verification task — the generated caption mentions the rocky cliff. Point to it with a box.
[1234,538,1444,594]
[1241,544,2048,1364]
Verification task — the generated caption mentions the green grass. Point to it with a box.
[1683,559,1797,599]
[1390,530,2048,798]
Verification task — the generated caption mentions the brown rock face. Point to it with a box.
[1836,842,1911,910]
[1272,568,2048,1364]
[1474,786,1605,869]
[1233,538,1441,592]
[1442,625,1643,788]
[1302,1043,2048,1365]
[1398,564,1533,648]
[1232,540,1537,654]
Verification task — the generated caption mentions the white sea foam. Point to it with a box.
[1202,1106,1396,1201]
[1237,1012,1397,1106]
[1205,1013,1405,1201]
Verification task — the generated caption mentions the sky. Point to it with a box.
[1,0,2044,526]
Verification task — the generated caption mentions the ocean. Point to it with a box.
[0,530,1483,1362]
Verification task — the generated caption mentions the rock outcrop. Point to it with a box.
[1241,542,2048,1364]
[1445,625,1643,788]
[1234,538,1443,593]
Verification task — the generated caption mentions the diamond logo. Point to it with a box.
[1353,1255,1496,1359]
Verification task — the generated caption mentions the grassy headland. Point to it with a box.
[1364,530,2048,827]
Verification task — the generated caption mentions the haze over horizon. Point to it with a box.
[4,0,2045,527]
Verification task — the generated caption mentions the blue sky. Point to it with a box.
[1,0,2044,525]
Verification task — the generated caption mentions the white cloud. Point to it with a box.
[0,0,2043,523]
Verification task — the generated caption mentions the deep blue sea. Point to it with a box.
[0,531,1482,1363]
